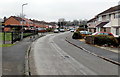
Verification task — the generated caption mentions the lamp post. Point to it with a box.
[21,3,28,40]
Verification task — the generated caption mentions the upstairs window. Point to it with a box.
[115,13,120,18]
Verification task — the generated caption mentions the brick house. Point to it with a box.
[4,16,34,31]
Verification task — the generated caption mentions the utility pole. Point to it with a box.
[21,3,28,40]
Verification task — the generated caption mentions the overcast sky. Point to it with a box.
[0,0,120,22]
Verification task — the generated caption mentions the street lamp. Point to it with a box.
[21,3,28,40]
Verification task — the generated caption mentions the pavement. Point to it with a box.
[79,39,119,53]
[65,32,120,65]
[2,33,43,75]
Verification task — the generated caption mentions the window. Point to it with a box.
[116,28,119,35]
[106,15,109,20]
[109,14,111,20]
[98,16,102,21]
[115,13,120,18]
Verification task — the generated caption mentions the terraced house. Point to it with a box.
[4,16,54,32]
[87,5,120,37]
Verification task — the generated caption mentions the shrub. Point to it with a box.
[116,36,120,45]
[46,28,53,32]
[72,32,82,39]
[85,35,119,47]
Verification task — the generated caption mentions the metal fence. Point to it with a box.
[2,30,38,44]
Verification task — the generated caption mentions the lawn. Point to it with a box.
[0,44,15,47]
[0,32,12,41]
[0,32,34,41]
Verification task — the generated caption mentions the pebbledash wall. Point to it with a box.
[111,18,120,37]
[87,5,120,37]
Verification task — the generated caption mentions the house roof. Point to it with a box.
[11,16,24,21]
[96,22,109,27]
[87,18,96,23]
[97,5,120,16]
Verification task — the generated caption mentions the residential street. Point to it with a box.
[30,32,118,75]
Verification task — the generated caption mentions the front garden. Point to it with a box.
[72,31,120,48]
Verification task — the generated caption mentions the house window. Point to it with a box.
[116,28,119,35]
[106,15,109,21]
[98,16,102,21]
[115,13,120,18]
[109,14,111,20]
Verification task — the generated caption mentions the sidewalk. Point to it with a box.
[79,39,119,53]
[66,34,119,65]
[2,34,43,75]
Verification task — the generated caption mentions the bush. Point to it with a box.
[72,32,82,39]
[46,28,54,32]
[116,36,120,45]
[85,35,119,47]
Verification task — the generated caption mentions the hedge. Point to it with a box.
[116,36,120,45]
[72,32,82,39]
[85,35,119,47]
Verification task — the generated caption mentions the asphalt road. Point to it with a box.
[31,32,118,75]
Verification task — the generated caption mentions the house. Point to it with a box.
[4,16,57,32]
[87,17,96,33]
[4,16,34,31]
[5,16,34,26]
[87,5,120,37]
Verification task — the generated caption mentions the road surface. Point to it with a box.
[30,32,118,75]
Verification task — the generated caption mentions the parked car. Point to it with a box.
[80,31,92,35]
[59,29,65,32]
[79,31,92,38]
[70,29,75,32]
[54,29,59,33]
[37,28,47,33]
[92,32,114,37]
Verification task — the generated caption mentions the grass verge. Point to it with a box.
[0,44,15,47]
